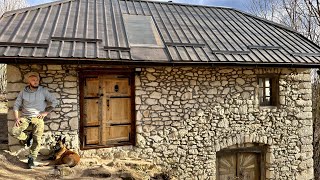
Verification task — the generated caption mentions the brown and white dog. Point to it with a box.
[45,137,80,167]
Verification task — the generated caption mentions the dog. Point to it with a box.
[44,136,80,167]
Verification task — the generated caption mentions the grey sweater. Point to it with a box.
[13,86,58,117]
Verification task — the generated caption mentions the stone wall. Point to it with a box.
[6,65,313,179]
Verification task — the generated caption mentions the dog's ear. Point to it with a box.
[56,136,62,141]
[62,137,66,144]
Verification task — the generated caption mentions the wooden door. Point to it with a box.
[217,152,260,180]
[82,74,133,148]
[101,76,132,145]
[83,77,100,145]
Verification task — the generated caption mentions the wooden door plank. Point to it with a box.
[217,153,237,179]
[84,78,99,97]
[84,99,99,126]
[85,127,99,145]
[238,153,260,180]
[103,125,131,144]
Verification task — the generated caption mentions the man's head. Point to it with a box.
[25,72,40,88]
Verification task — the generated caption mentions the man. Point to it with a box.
[11,72,58,169]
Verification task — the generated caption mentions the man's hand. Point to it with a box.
[15,118,21,127]
[37,112,49,119]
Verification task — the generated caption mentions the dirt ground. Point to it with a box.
[0,150,170,180]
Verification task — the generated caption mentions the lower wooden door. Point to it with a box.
[217,152,260,180]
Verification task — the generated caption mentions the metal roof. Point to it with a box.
[0,0,320,66]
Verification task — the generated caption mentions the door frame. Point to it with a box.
[79,68,136,150]
[216,145,267,180]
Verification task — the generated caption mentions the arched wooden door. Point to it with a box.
[217,146,265,180]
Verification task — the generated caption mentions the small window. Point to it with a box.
[258,76,278,106]
[123,14,163,47]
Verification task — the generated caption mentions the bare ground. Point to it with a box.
[0,150,170,180]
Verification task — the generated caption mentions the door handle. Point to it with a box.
[107,99,110,110]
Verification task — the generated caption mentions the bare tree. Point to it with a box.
[249,0,320,45]
[249,0,281,21]
[0,0,28,17]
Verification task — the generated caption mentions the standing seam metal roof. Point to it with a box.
[0,0,320,66]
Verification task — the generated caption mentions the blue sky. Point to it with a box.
[27,0,249,11]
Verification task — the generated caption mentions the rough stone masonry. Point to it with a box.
[6,65,313,179]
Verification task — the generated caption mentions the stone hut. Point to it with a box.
[0,0,319,179]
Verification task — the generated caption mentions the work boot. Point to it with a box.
[27,157,35,169]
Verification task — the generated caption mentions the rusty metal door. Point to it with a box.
[217,152,260,180]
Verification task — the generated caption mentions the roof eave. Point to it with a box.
[0,57,318,68]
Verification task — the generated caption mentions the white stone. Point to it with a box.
[236,78,245,85]
[243,70,254,75]
[152,105,165,111]
[146,82,158,87]
[181,92,193,100]
[65,111,77,117]
[69,117,78,130]
[47,65,62,70]
[241,92,250,99]
[146,73,156,81]
[137,111,143,121]
[64,82,77,88]
[210,81,221,87]
[64,76,77,81]
[63,88,77,94]
[136,134,146,147]
[218,69,233,74]
[42,77,54,83]
[50,122,60,130]
[190,80,197,86]
[135,97,141,104]
[6,92,19,100]
[222,88,230,95]
[150,92,161,99]
[146,68,155,72]
[235,86,243,92]
[7,83,26,92]
[48,84,59,89]
[159,98,167,104]
[62,99,77,104]
[135,76,141,86]
[7,65,22,82]
[207,88,217,95]
[146,99,157,105]
[150,135,162,143]
[48,112,60,119]
[60,121,68,129]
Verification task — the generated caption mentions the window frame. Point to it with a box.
[79,68,136,150]
[123,14,164,48]
[257,75,279,107]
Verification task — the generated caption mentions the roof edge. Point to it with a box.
[0,57,319,68]
[233,9,320,51]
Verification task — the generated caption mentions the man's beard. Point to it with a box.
[30,85,39,88]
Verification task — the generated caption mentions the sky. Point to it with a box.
[27,0,249,11]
